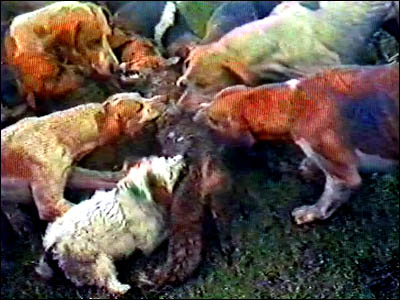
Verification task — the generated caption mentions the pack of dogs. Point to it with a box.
[1,1,399,297]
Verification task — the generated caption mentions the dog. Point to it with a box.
[202,63,399,224]
[177,1,398,94]
[1,92,166,221]
[118,35,179,86]
[36,155,185,296]
[4,1,118,109]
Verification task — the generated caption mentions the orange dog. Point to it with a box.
[1,93,166,221]
[5,1,118,109]
[203,63,399,224]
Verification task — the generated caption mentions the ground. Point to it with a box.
[1,143,398,299]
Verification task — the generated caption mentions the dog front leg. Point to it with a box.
[292,175,356,224]
[292,137,362,224]
[67,166,127,190]
[1,178,32,204]
[31,169,75,221]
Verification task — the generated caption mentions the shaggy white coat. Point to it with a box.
[36,155,185,295]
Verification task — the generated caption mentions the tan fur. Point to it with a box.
[120,36,167,73]
[5,1,118,108]
[178,1,397,94]
[1,93,166,221]
[205,63,399,224]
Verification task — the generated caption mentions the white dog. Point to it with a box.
[36,155,185,295]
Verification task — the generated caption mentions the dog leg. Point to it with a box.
[93,253,131,295]
[292,137,362,224]
[30,172,75,221]
[67,166,126,190]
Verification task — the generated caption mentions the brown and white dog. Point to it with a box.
[1,93,166,221]
[201,63,399,224]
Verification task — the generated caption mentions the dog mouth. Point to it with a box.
[118,62,147,84]
[120,70,146,84]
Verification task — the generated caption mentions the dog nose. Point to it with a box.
[176,76,188,87]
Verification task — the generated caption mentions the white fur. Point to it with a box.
[285,79,300,90]
[154,1,177,52]
[36,155,185,295]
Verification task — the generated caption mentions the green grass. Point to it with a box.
[2,145,398,299]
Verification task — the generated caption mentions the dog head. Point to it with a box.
[71,2,119,77]
[202,86,256,148]
[117,155,186,203]
[103,92,167,138]
[177,45,258,94]
[8,2,119,77]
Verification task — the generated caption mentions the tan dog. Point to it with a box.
[203,63,399,224]
[5,1,118,109]
[1,93,166,221]
[177,1,398,94]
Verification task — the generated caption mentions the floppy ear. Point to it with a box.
[222,61,258,85]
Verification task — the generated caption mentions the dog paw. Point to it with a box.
[292,205,323,224]
[108,283,131,296]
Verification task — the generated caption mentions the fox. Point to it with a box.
[201,63,399,224]
[1,93,166,221]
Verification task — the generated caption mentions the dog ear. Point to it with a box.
[222,61,258,85]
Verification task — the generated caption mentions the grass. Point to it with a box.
[1,144,398,299]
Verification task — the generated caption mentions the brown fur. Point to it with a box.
[137,109,233,288]
[1,93,166,221]
[120,36,167,73]
[204,63,399,224]
[5,2,118,108]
